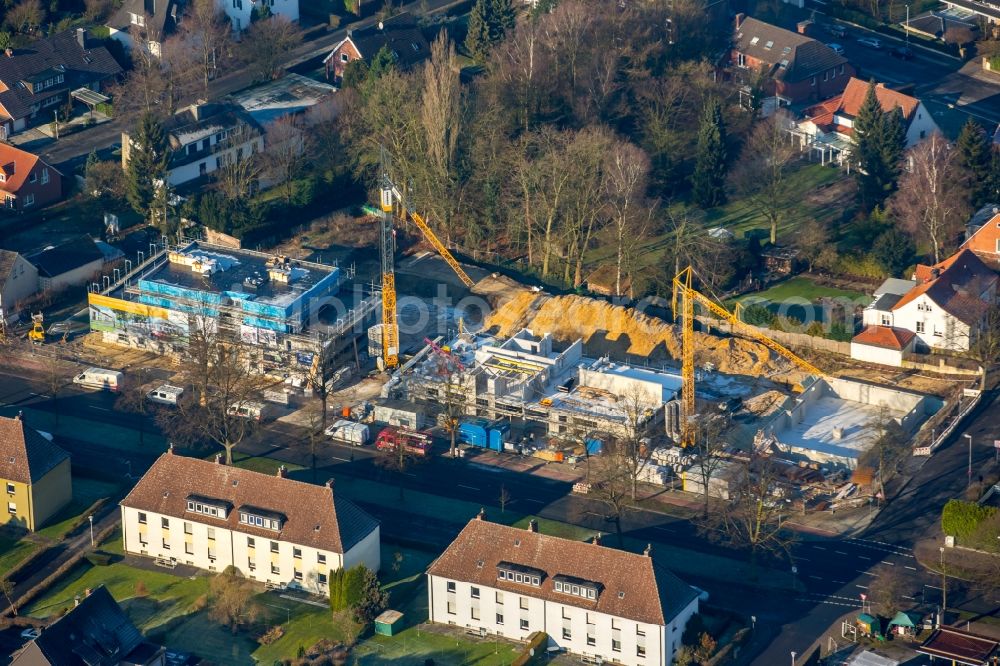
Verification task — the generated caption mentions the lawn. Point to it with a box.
[736,276,865,304]
[223,452,306,476]
[36,476,123,541]
[0,534,39,575]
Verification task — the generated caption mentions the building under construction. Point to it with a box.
[404,328,683,437]
[87,240,378,379]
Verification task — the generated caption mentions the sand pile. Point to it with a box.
[484,289,796,378]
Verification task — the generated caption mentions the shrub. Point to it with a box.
[941,499,997,539]
[134,580,148,597]
[260,625,285,645]
[742,304,774,327]
[84,551,112,566]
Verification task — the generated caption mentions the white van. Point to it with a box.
[72,368,123,393]
[146,385,184,406]
[226,401,273,422]
[325,419,370,446]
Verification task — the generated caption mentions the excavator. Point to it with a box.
[27,313,45,344]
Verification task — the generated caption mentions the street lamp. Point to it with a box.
[964,434,973,487]
[88,515,94,546]
[940,546,947,613]
[791,651,797,666]
[905,5,910,46]
[751,615,757,633]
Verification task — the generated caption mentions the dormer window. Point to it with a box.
[749,36,759,45]
[553,575,601,601]
[497,562,543,587]
[239,505,285,531]
[186,495,230,520]
[764,40,774,50]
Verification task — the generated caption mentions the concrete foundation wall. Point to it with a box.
[824,376,927,433]
[577,367,661,406]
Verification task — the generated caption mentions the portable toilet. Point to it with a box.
[374,609,403,636]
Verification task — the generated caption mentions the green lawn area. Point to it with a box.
[36,476,123,541]
[733,276,866,307]
[0,534,39,575]
[224,452,306,476]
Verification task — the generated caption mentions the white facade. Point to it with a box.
[165,128,263,187]
[891,293,973,352]
[219,0,298,32]
[850,341,905,366]
[426,575,697,666]
[39,258,104,291]
[0,254,38,324]
[120,505,379,595]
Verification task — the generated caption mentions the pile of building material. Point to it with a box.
[482,290,797,379]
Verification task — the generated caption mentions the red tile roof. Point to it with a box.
[805,78,920,132]
[917,626,998,665]
[851,326,915,350]
[0,143,43,194]
[0,414,69,484]
[427,515,697,626]
[892,249,997,325]
[121,452,379,554]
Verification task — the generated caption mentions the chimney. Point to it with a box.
[476,507,487,521]
[76,27,86,50]
[734,13,745,30]
[167,442,174,454]
[15,410,22,420]
[527,519,538,533]
[85,588,92,597]
[325,478,335,491]
[931,268,941,279]
[643,543,652,557]
[215,453,223,464]
[593,532,602,546]
[4,48,11,58]
[74,595,81,607]
[277,465,287,478]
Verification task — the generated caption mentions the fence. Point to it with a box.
[913,388,982,456]
[694,315,851,355]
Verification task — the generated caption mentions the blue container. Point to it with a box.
[585,438,603,455]
[488,422,509,452]
[458,420,489,447]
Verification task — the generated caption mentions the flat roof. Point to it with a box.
[772,396,908,460]
[231,73,335,125]
[917,626,999,665]
[141,245,336,308]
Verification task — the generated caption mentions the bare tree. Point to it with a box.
[698,455,795,576]
[498,484,511,513]
[794,218,831,272]
[178,0,233,95]
[562,127,613,287]
[607,384,658,501]
[215,122,264,201]
[604,141,650,297]
[115,366,152,447]
[264,115,305,205]
[731,115,798,245]
[376,430,424,500]
[890,132,970,263]
[590,452,632,547]
[869,567,906,616]
[0,577,16,616]
[240,15,301,82]
[84,0,114,21]
[208,566,260,634]
[858,406,908,502]
[690,413,729,516]
[965,304,1000,391]
[5,0,44,34]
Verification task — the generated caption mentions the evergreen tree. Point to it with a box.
[489,0,516,40]
[126,112,170,226]
[853,83,904,210]
[955,118,992,208]
[991,148,1000,203]
[691,99,727,208]
[367,45,397,82]
[465,0,494,62]
[879,107,906,193]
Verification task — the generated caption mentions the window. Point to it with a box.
[248,560,256,571]
[612,636,621,652]
[519,597,528,610]
[471,587,480,599]
[495,591,504,603]
[750,36,759,45]
[5,483,14,494]
[916,321,925,333]
[183,522,192,535]
[271,541,279,553]
[318,553,326,565]
[162,539,170,549]
[318,573,327,585]
[185,543,194,555]
[7,502,16,514]
[811,77,817,86]
[293,547,302,559]
[471,606,480,620]
[248,537,255,548]
[562,627,572,640]
[764,40,773,50]
[24,193,34,207]
[207,546,215,559]
[823,71,828,81]
[920,130,926,139]
[28,172,36,183]
[138,512,147,524]
[341,53,349,63]
[447,581,456,593]
[447,600,456,615]
[496,613,504,625]
[637,645,646,657]
[271,563,280,575]
[881,315,890,326]
[737,53,746,67]
[161,517,170,529]
[520,618,529,631]
[294,570,302,581]
[207,528,215,541]
[587,633,596,646]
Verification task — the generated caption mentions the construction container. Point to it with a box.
[585,438,603,456]
[373,399,427,430]
[325,419,370,446]
[489,422,509,452]
[534,449,564,463]
[341,406,352,419]
[374,610,403,636]
[458,419,490,447]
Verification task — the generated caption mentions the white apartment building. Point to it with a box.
[120,450,380,595]
[220,0,298,32]
[427,514,699,666]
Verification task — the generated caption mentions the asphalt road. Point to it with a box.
[2,361,998,664]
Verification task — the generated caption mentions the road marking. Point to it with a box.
[881,561,895,566]
[902,595,916,600]
[522,499,545,505]
[835,550,848,555]
[904,566,918,571]
[858,555,873,560]
[29,392,50,398]
[809,575,823,580]
[831,580,847,585]
[92,406,111,411]
[925,585,943,591]
[457,484,480,491]
[331,456,351,463]
[654,527,676,534]
[855,584,868,590]
[811,545,827,550]
[796,557,812,562]
[403,472,417,477]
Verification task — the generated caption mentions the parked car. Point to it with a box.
[857,37,883,49]
[20,628,40,640]
[825,23,847,38]
[827,43,845,55]
[890,45,914,59]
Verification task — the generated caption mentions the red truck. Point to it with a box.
[375,426,433,457]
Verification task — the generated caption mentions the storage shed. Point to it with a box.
[373,399,427,430]
[374,609,403,636]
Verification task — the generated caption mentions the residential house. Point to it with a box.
[966,203,1000,239]
[11,586,165,666]
[427,513,699,666]
[0,29,122,138]
[222,0,298,33]
[323,12,429,84]
[121,102,263,187]
[856,249,998,360]
[106,0,183,58]
[28,235,106,291]
[232,73,335,127]
[0,249,39,325]
[120,450,380,595]
[0,143,62,211]
[939,0,1000,24]
[0,413,71,532]
[730,15,854,110]
[795,78,940,163]
[960,210,1000,267]
[850,325,916,366]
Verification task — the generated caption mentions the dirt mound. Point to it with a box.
[484,290,796,377]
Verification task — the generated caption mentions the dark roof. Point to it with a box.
[734,17,848,82]
[0,414,70,484]
[0,30,122,121]
[330,12,430,70]
[121,452,379,554]
[12,586,160,666]
[107,0,182,41]
[942,0,1000,20]
[0,248,20,287]
[28,235,104,279]
[161,102,261,168]
[917,626,999,665]
[895,249,997,324]
[427,516,698,626]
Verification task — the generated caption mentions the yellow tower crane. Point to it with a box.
[376,162,475,369]
[671,266,823,446]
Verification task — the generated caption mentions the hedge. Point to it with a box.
[941,499,996,540]
[512,632,548,666]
